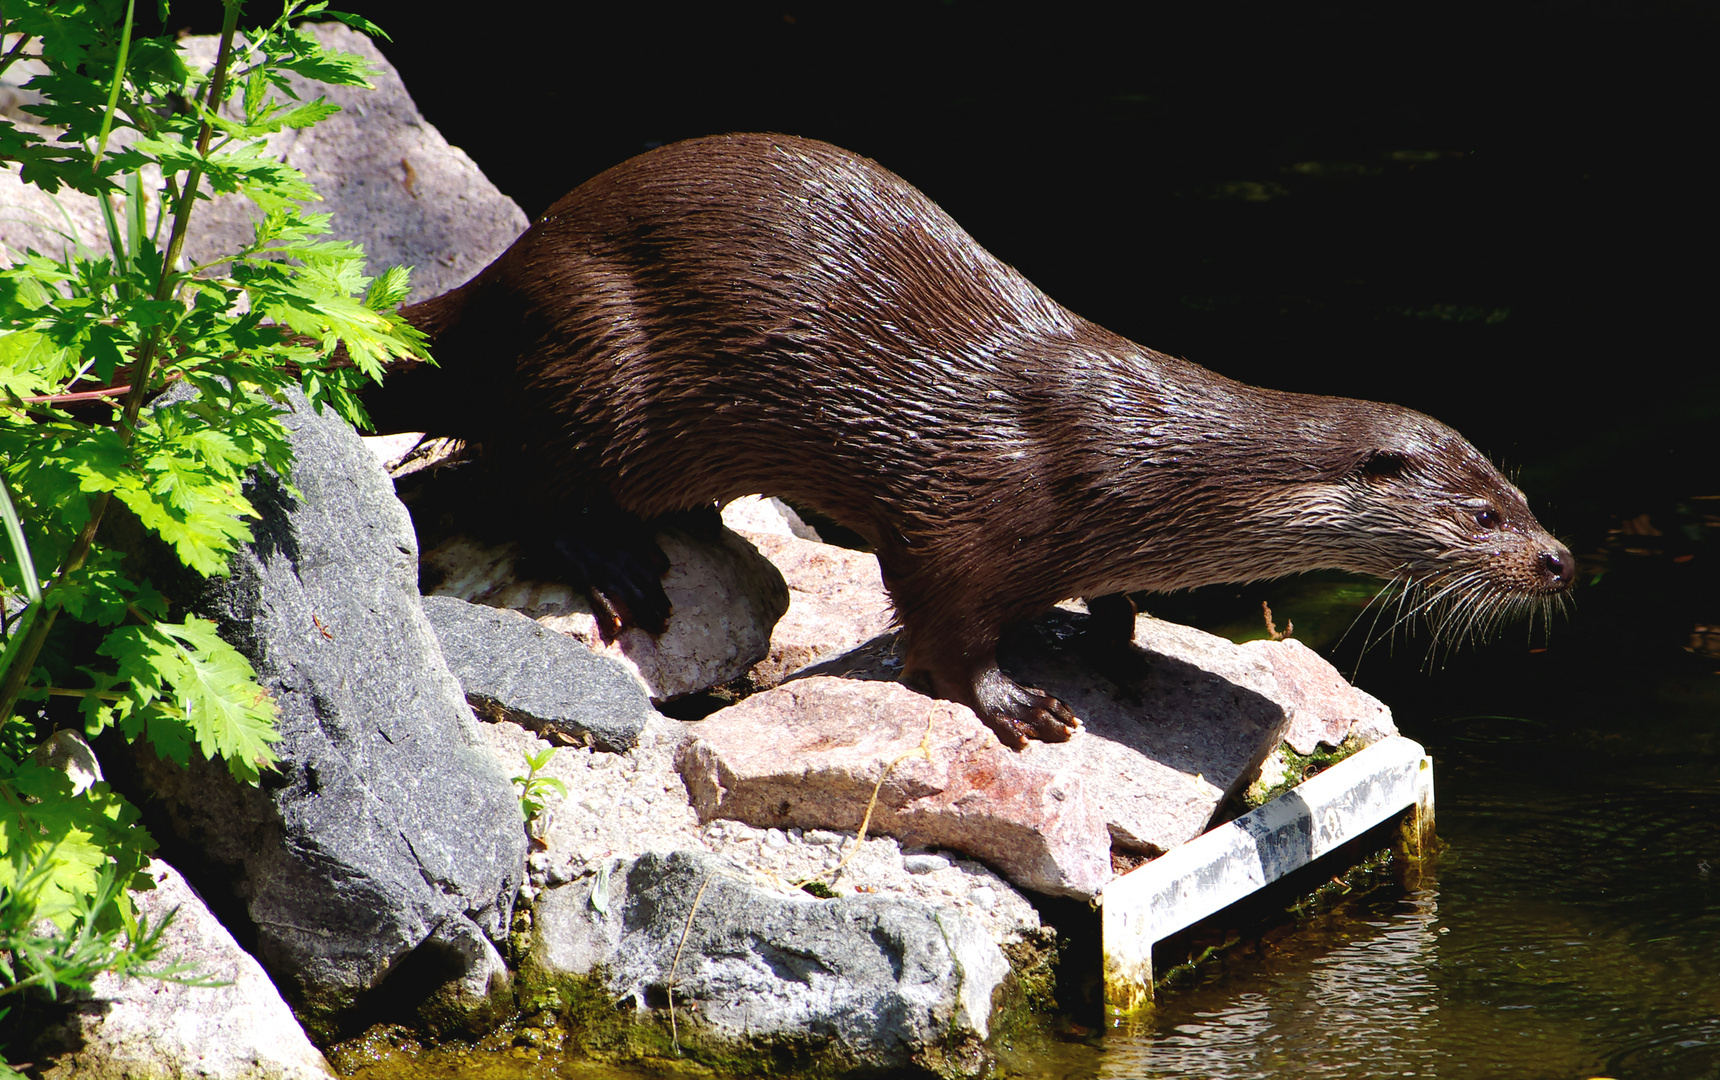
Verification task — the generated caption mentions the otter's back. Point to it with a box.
[423,133,1109,547]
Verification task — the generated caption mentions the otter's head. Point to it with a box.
[1245,402,1574,649]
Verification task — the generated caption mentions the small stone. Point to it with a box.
[903,853,949,875]
[421,595,652,752]
[31,730,103,795]
[970,886,997,911]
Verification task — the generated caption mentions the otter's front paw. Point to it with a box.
[972,668,1080,749]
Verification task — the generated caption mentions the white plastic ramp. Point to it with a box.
[1101,734,1434,1010]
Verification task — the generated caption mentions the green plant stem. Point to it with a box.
[45,687,123,701]
[92,0,138,173]
[0,0,243,726]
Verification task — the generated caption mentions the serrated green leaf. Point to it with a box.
[46,557,138,626]
[316,10,391,41]
[0,758,151,931]
[67,426,135,495]
[365,265,414,310]
[99,619,279,782]
[0,0,430,1004]
[111,475,255,578]
[0,270,57,313]
[268,31,378,89]
[243,66,268,126]
[0,333,66,397]
[277,97,340,129]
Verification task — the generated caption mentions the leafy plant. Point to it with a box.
[514,746,568,823]
[0,0,424,1063]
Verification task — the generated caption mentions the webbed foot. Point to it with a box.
[523,501,674,639]
[971,666,1080,750]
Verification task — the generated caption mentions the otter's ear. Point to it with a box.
[1357,449,1408,479]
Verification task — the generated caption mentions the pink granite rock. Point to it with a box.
[1242,637,1396,754]
[678,677,1113,899]
[768,609,1399,861]
[996,613,1296,856]
[731,530,895,690]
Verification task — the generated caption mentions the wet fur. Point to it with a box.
[368,134,1573,746]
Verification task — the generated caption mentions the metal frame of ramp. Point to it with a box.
[1100,734,1435,1010]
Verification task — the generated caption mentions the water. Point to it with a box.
[1002,661,1720,1080]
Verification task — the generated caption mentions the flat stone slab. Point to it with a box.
[998,612,1300,856]
[679,676,1112,899]
[706,606,1396,873]
[422,594,653,751]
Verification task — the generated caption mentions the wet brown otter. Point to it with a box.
[367,133,1574,749]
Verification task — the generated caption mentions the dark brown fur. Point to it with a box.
[369,134,1574,747]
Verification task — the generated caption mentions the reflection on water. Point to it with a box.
[1104,892,1447,1078]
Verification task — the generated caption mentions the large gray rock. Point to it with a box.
[31,860,335,1080]
[422,594,653,752]
[137,386,527,1033]
[529,849,1008,1074]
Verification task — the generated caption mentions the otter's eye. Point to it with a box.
[1475,508,1501,530]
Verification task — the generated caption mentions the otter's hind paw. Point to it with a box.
[973,668,1080,749]
[548,531,673,638]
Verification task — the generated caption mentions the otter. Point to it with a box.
[366,133,1575,749]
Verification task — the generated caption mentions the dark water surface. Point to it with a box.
[1058,571,1720,1080]
[1069,707,1720,1080]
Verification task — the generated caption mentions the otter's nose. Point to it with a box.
[1538,546,1576,590]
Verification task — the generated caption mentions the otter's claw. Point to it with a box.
[972,667,1080,749]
